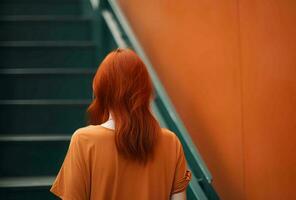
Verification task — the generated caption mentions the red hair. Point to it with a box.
[86,48,161,164]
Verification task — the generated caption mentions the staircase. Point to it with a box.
[0,0,109,199]
[0,0,219,199]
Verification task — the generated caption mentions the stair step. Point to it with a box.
[1,0,80,3]
[0,135,70,177]
[0,15,91,21]
[0,41,100,68]
[0,135,71,142]
[0,68,95,99]
[0,99,90,105]
[0,176,55,188]
[0,100,90,134]
[0,15,93,41]
[0,176,57,200]
[0,68,96,74]
[0,41,95,47]
[0,1,81,16]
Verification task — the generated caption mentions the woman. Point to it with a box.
[50,48,192,200]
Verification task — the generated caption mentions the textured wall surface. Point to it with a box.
[118,0,296,199]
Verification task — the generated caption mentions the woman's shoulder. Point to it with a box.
[159,127,181,147]
[71,125,114,144]
[160,127,178,138]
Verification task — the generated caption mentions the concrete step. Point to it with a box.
[0,176,58,199]
[0,68,95,99]
[0,99,90,134]
[0,0,82,16]
[0,135,70,177]
[0,41,100,68]
[0,15,93,41]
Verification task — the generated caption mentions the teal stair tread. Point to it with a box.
[1,16,93,41]
[0,70,94,99]
[0,99,91,105]
[0,0,82,16]
[0,5,81,16]
[0,102,89,134]
[0,135,71,142]
[0,176,55,188]
[1,0,80,2]
[0,136,71,176]
[1,66,97,70]
[0,15,92,21]
[0,68,96,74]
[0,41,96,47]
[0,45,99,68]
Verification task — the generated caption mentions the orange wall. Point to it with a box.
[118,0,296,199]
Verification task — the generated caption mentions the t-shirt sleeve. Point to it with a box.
[50,129,90,200]
[171,135,192,194]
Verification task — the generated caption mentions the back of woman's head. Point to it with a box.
[87,48,161,165]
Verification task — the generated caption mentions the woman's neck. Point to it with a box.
[100,113,115,130]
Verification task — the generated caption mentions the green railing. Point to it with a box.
[89,0,220,199]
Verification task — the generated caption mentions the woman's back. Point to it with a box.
[50,125,191,200]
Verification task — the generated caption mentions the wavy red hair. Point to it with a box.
[86,48,161,165]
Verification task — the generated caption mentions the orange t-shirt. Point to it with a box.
[50,125,192,200]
